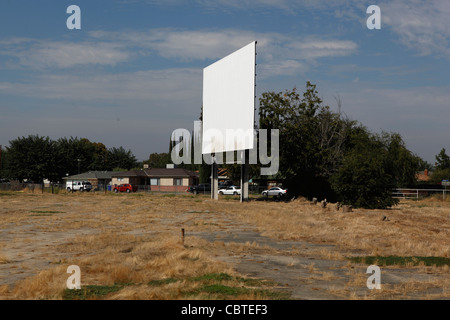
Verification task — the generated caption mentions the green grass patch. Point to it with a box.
[189,273,233,282]
[29,210,64,216]
[63,284,128,300]
[187,273,288,299]
[348,256,450,267]
[146,273,288,299]
[63,273,289,300]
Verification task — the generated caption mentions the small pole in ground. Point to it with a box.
[181,228,185,246]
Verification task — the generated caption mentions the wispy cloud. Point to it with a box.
[0,68,201,105]
[91,28,358,70]
[0,39,131,69]
[382,0,450,57]
[125,0,355,13]
[1,28,358,81]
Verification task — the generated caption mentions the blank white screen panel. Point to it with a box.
[202,41,256,154]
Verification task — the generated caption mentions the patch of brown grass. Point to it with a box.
[0,253,9,264]
[220,199,449,258]
[0,192,448,300]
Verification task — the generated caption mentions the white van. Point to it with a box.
[66,181,92,192]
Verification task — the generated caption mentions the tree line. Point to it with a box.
[2,82,448,209]
[0,136,139,183]
[257,81,448,208]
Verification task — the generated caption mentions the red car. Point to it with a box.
[112,184,138,193]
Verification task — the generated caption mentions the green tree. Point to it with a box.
[259,82,419,208]
[430,148,450,184]
[416,157,433,171]
[5,135,59,182]
[89,142,109,171]
[430,168,450,184]
[0,146,10,179]
[259,82,354,199]
[381,132,420,187]
[107,146,139,171]
[55,137,105,176]
[435,148,450,170]
[145,152,172,168]
[331,128,399,209]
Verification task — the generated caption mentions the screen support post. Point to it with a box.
[240,149,249,202]
[211,153,219,200]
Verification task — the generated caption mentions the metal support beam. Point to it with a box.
[211,155,219,200]
[240,150,249,202]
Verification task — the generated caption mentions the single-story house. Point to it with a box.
[111,170,148,186]
[62,171,115,190]
[111,167,199,192]
[416,169,432,182]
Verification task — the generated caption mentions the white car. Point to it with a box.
[66,180,92,192]
[262,187,287,197]
[218,186,241,195]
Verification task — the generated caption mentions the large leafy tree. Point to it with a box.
[331,128,397,209]
[259,82,421,208]
[431,148,450,184]
[6,135,59,182]
[145,152,171,168]
[435,148,450,170]
[4,135,139,182]
[56,137,106,176]
[107,146,139,171]
[0,146,9,178]
[259,82,354,199]
[381,132,421,188]
[331,129,420,208]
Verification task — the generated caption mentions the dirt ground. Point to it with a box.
[0,191,448,300]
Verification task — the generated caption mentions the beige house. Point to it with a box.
[111,168,199,192]
[111,170,147,186]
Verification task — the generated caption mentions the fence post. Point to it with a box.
[416,189,418,200]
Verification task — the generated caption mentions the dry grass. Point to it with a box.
[0,253,9,264]
[221,198,449,258]
[0,191,448,300]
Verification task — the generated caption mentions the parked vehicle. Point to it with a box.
[218,186,241,195]
[188,183,211,194]
[66,181,92,192]
[261,186,287,197]
[219,180,233,189]
[113,184,138,193]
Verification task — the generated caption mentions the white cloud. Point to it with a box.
[259,60,308,78]
[1,27,358,77]
[134,0,356,13]
[118,1,450,59]
[88,28,357,76]
[286,39,358,60]
[0,38,131,69]
[381,0,450,57]
[0,68,202,106]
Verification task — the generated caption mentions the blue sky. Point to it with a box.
[0,0,449,164]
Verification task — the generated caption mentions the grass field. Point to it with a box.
[0,191,448,300]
